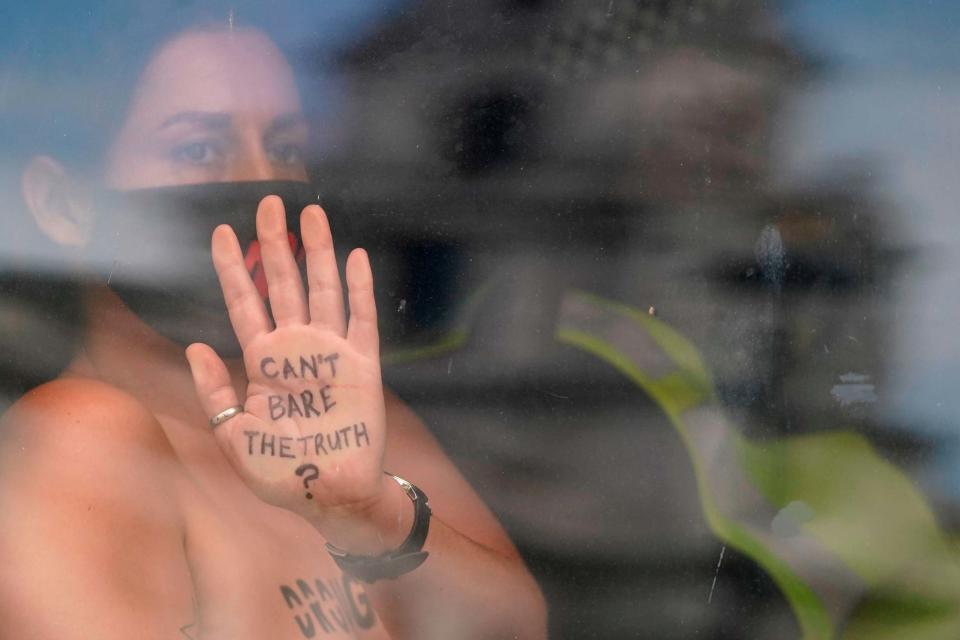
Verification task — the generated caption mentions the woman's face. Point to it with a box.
[103,27,310,190]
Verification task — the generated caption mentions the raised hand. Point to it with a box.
[185,196,387,527]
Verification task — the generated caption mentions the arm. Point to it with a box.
[364,391,546,639]
[185,196,546,639]
[0,378,195,639]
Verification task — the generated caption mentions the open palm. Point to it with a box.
[186,196,386,521]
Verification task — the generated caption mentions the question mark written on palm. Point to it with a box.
[296,463,321,499]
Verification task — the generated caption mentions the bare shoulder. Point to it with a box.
[2,376,172,444]
[0,377,195,637]
[0,375,184,521]
[0,373,185,517]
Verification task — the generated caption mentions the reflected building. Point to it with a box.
[313,1,927,638]
[0,0,936,638]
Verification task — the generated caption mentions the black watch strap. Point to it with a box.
[325,473,432,584]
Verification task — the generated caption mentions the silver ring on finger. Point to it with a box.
[209,405,244,428]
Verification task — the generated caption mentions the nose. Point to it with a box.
[229,131,275,181]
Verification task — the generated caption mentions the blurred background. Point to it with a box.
[3,0,960,638]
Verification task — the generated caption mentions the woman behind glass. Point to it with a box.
[0,5,545,638]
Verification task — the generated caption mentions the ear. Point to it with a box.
[21,156,95,247]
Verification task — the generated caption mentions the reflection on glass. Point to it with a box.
[2,1,960,639]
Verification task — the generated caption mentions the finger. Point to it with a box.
[345,248,379,358]
[257,195,308,327]
[302,205,346,335]
[212,224,272,348]
[185,343,244,450]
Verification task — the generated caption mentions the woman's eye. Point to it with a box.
[268,143,304,166]
[174,141,222,165]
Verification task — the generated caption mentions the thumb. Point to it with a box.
[185,343,244,447]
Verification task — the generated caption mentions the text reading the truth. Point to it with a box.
[244,423,370,458]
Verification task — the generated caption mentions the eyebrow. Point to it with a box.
[157,111,308,136]
[265,113,310,138]
[158,111,232,131]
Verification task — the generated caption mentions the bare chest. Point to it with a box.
[163,418,389,640]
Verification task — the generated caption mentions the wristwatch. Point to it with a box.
[325,473,432,583]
